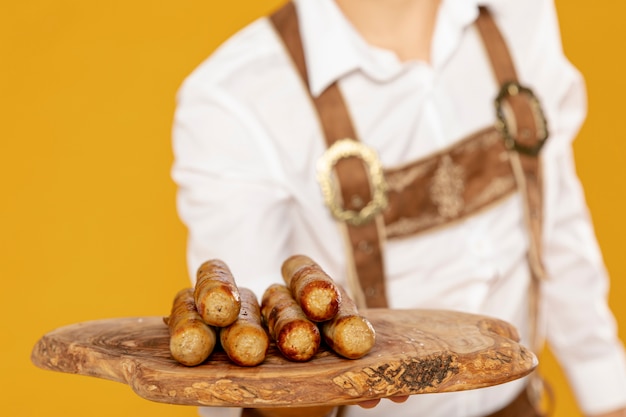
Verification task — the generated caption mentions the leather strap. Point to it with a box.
[476,7,547,357]
[271,2,389,308]
[382,126,514,238]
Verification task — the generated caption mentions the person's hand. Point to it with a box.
[588,408,626,417]
[357,395,410,409]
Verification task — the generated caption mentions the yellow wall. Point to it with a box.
[1,1,623,416]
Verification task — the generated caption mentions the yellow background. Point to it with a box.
[1,1,624,416]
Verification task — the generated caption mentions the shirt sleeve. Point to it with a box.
[535,2,626,414]
[171,72,293,300]
[542,93,626,414]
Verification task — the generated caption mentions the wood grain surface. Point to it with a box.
[31,309,537,408]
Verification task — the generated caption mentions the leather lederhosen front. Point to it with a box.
[269,3,550,416]
[268,4,552,417]
[270,2,547,310]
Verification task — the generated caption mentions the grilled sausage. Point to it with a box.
[261,284,320,362]
[321,285,376,359]
[166,288,217,366]
[194,259,241,327]
[220,287,270,366]
[281,254,341,322]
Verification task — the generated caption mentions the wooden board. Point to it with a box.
[31,309,536,408]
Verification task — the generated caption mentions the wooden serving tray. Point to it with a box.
[31,309,536,408]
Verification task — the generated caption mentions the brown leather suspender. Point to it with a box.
[474,8,548,358]
[271,2,389,308]
[270,4,548,314]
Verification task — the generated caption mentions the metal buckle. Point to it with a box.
[317,139,388,226]
[495,81,549,156]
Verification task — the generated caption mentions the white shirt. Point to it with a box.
[171,0,626,415]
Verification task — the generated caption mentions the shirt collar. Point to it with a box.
[293,0,480,97]
[294,0,362,97]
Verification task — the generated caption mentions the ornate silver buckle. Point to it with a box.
[495,81,549,156]
[317,139,388,226]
